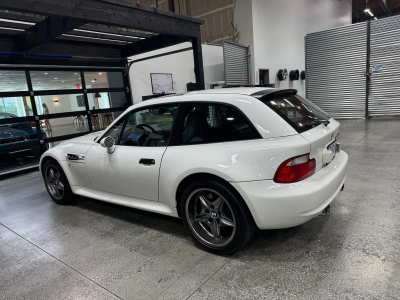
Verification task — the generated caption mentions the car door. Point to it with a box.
[86,103,179,201]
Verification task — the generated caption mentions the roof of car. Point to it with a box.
[187,87,275,96]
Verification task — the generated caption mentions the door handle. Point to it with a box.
[139,158,155,165]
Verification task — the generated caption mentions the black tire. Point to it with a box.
[180,179,257,255]
[42,159,77,205]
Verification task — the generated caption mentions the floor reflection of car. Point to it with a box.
[0,112,46,158]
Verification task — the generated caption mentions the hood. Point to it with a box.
[68,131,104,144]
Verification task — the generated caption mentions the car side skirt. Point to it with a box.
[72,186,180,218]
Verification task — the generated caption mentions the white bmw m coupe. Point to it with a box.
[40,88,348,254]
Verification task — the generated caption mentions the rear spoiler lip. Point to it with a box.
[250,89,298,100]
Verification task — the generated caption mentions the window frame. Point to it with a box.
[168,101,262,146]
[98,102,181,147]
[260,94,331,134]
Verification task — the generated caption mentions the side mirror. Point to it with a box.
[100,136,115,154]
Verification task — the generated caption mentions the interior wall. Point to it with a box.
[129,43,224,104]
[40,94,84,126]
[234,0,352,97]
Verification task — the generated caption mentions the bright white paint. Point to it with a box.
[129,42,224,104]
[40,87,348,229]
[234,0,352,96]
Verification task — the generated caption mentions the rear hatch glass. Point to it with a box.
[257,90,340,172]
[259,92,330,133]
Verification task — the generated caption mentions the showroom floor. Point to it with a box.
[1,118,399,300]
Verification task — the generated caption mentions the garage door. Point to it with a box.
[306,22,367,118]
[223,41,250,86]
[369,15,400,116]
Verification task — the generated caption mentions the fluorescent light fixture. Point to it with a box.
[62,33,130,43]
[0,18,34,25]
[227,117,234,121]
[0,26,24,31]
[364,8,374,16]
[74,28,141,40]
[374,17,378,20]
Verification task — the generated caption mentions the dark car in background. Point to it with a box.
[0,112,47,158]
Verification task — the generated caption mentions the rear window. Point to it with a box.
[260,94,330,133]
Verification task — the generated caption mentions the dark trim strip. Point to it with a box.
[0,116,35,125]
[33,89,84,96]
[39,111,86,120]
[128,47,192,64]
[0,91,30,97]
[86,87,125,93]
[0,139,39,152]
[43,132,89,144]
[91,107,126,114]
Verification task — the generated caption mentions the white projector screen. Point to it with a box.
[151,73,174,94]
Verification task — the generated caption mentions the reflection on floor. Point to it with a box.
[0,118,399,299]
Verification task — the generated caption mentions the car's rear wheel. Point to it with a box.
[180,179,256,255]
[43,159,76,205]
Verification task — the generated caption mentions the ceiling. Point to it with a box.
[352,0,400,22]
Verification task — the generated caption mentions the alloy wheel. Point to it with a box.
[45,165,65,200]
[185,188,236,248]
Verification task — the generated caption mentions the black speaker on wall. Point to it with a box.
[289,69,299,81]
[187,82,197,92]
[277,69,288,81]
[300,70,306,80]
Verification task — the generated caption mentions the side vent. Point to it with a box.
[65,153,85,161]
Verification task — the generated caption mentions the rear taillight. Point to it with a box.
[274,153,316,183]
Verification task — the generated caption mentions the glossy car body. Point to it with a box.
[40,88,348,232]
[0,112,46,156]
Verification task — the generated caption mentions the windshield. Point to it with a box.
[260,94,330,133]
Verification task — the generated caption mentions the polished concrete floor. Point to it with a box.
[1,119,399,300]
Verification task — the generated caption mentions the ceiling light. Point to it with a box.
[374,17,378,20]
[44,73,48,75]
[99,73,102,75]
[92,80,95,83]
[54,78,58,79]
[74,73,78,74]
[11,82,15,83]
[38,82,41,83]
[364,8,373,16]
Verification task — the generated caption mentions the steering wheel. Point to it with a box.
[133,124,156,133]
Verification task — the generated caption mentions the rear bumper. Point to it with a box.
[231,150,348,230]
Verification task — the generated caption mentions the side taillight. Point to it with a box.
[274,153,316,183]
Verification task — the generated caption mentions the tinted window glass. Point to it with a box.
[119,105,178,147]
[261,94,330,133]
[101,116,127,143]
[176,103,259,145]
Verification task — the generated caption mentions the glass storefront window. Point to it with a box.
[0,97,33,117]
[39,116,89,138]
[30,71,83,91]
[88,91,127,110]
[35,94,86,115]
[84,71,124,89]
[0,70,28,92]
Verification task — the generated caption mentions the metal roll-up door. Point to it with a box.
[223,41,250,86]
[369,15,400,116]
[306,23,367,118]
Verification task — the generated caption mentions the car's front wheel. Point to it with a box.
[180,179,256,255]
[43,159,77,205]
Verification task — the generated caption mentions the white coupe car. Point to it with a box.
[40,88,348,254]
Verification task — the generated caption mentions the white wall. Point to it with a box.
[235,0,352,96]
[39,94,85,126]
[129,43,224,104]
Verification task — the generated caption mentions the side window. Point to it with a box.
[176,103,259,145]
[119,104,178,147]
[99,114,127,143]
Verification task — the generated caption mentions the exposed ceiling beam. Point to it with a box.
[0,0,204,37]
[13,17,85,51]
[121,34,191,57]
[378,0,393,15]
